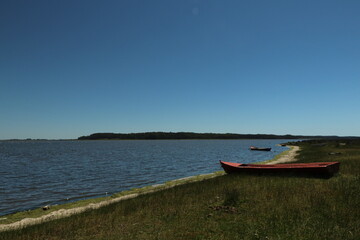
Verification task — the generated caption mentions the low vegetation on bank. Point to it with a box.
[1,139,359,239]
[77,131,350,140]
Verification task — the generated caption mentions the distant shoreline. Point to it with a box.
[77,131,352,141]
[2,131,359,141]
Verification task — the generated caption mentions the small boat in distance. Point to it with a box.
[220,161,340,178]
[250,146,272,151]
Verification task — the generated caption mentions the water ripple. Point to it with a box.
[0,139,291,216]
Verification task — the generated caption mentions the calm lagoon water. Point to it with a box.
[0,139,292,216]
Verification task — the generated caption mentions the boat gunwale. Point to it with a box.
[220,161,340,169]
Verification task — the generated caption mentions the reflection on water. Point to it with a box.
[0,139,291,216]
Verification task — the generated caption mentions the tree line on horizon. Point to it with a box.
[77,132,343,140]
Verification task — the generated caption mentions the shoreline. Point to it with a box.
[0,172,225,232]
[0,145,299,232]
[264,145,300,164]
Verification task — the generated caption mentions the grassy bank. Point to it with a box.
[1,140,359,239]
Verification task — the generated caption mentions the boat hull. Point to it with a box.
[250,147,271,151]
[220,161,340,178]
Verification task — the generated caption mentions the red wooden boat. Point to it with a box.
[250,146,272,151]
[220,161,340,177]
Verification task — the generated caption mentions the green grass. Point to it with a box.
[0,171,225,226]
[1,139,360,240]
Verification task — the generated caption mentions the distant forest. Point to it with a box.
[77,132,344,140]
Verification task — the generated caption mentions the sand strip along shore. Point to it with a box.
[0,173,224,232]
[0,145,300,232]
[265,145,300,164]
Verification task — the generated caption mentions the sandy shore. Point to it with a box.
[266,145,300,164]
[0,173,222,232]
[0,146,300,232]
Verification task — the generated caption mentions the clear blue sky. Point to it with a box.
[1,0,360,139]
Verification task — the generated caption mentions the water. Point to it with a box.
[0,139,291,216]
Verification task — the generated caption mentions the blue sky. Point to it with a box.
[1,0,360,139]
